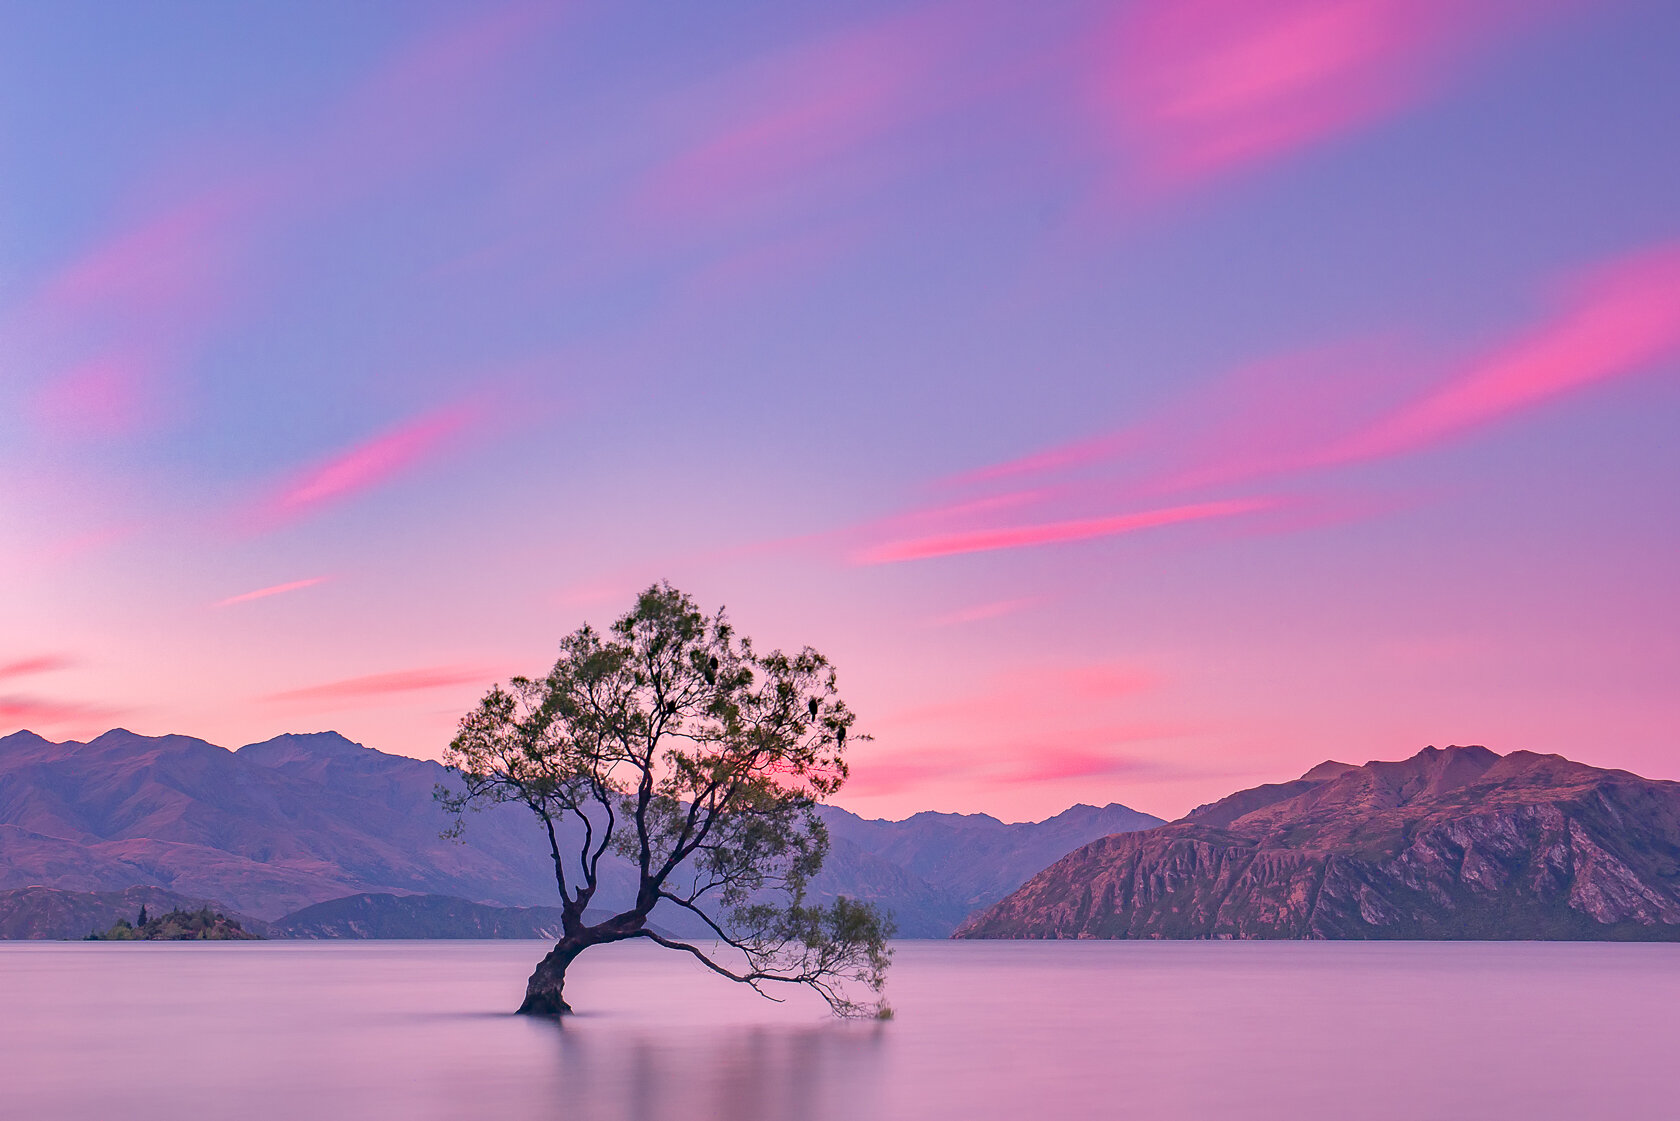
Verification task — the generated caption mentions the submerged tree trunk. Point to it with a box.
[518,939,587,1015]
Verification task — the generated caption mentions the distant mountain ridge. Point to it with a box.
[0,728,1162,936]
[0,728,579,919]
[957,745,1680,940]
[273,893,587,940]
[0,886,627,941]
[0,885,270,940]
[817,802,1162,911]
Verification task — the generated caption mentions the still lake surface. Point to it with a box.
[3,939,1676,1120]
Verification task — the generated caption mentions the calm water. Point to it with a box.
[2,939,1677,1120]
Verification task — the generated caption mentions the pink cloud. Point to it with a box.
[214,577,329,608]
[0,694,121,730]
[257,402,483,525]
[29,190,247,321]
[0,655,75,681]
[9,188,253,443]
[1325,243,1680,462]
[262,665,491,706]
[881,664,1158,733]
[847,723,1188,797]
[299,2,565,205]
[9,6,559,445]
[993,745,1155,784]
[927,597,1042,628]
[841,752,955,799]
[1100,0,1552,192]
[882,240,1680,565]
[628,4,985,232]
[34,524,141,566]
[942,430,1147,490]
[28,353,160,438]
[854,497,1274,564]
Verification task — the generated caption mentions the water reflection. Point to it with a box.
[3,939,1679,1121]
[547,1020,887,1121]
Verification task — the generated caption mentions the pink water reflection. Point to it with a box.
[2,940,1675,1120]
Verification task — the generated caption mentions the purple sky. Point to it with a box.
[4,0,1678,820]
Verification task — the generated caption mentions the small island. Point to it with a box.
[86,905,261,941]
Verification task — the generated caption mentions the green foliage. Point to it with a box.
[84,906,259,941]
[440,582,893,1017]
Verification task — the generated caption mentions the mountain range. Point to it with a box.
[0,885,267,940]
[956,745,1680,940]
[0,728,1162,938]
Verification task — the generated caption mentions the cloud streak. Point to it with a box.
[7,4,560,445]
[0,655,76,681]
[214,578,329,608]
[854,497,1274,564]
[254,402,483,526]
[0,694,120,729]
[263,665,490,706]
[871,240,1680,566]
[1323,244,1680,463]
[926,597,1041,628]
[628,4,982,231]
[1100,0,1553,192]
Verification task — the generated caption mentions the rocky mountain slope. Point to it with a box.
[0,728,1159,935]
[956,745,1680,940]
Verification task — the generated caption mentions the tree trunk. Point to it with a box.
[518,939,586,1015]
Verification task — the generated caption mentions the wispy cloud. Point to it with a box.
[852,661,1178,799]
[0,655,76,681]
[926,597,1042,628]
[262,665,491,706]
[1321,244,1680,463]
[28,354,165,438]
[0,694,121,730]
[854,497,1274,564]
[628,4,981,232]
[847,724,1188,798]
[865,240,1680,565]
[252,401,484,527]
[1099,0,1557,193]
[882,662,1160,731]
[214,577,329,608]
[6,4,561,445]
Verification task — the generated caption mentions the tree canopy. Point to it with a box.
[440,583,893,1016]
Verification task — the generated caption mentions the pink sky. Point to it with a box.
[3,1,1678,821]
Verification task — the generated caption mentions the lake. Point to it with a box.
[2,939,1676,1119]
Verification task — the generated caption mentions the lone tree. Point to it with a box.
[440,583,893,1017]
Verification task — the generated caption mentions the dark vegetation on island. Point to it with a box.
[86,904,260,941]
[441,583,892,1017]
[957,745,1680,941]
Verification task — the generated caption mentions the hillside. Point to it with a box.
[271,893,578,939]
[956,745,1680,940]
[0,729,583,918]
[0,885,270,940]
[0,729,1160,935]
[819,802,1162,913]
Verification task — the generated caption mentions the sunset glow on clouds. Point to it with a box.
[854,499,1276,564]
[259,404,483,525]
[214,578,329,609]
[262,666,496,707]
[2,1,1677,820]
